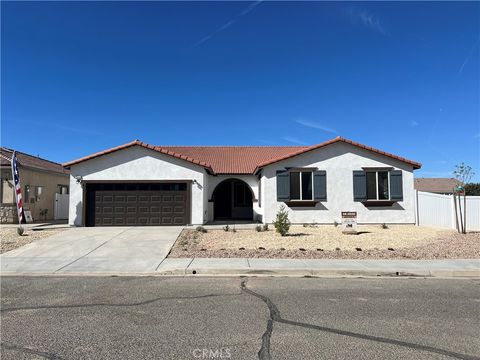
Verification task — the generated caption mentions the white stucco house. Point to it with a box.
[63,137,421,227]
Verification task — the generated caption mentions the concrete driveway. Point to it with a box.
[0,227,183,274]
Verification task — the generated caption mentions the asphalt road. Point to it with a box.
[1,276,479,360]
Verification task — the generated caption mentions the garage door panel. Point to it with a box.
[161,217,173,224]
[165,195,175,201]
[174,206,185,214]
[88,184,188,226]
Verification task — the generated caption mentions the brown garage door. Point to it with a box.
[85,183,189,226]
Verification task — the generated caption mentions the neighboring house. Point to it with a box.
[414,178,460,195]
[63,137,421,227]
[0,147,70,223]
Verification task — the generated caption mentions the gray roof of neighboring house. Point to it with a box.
[414,178,460,193]
[0,147,69,175]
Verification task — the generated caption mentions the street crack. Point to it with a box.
[1,293,241,313]
[1,342,64,359]
[241,279,479,360]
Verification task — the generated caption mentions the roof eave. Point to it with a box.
[63,140,216,174]
[254,137,422,171]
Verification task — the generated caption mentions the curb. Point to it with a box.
[156,268,480,278]
[1,269,479,278]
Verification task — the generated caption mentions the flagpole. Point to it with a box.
[10,151,24,233]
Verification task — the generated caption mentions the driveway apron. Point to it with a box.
[1,227,182,274]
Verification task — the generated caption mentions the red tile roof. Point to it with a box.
[1,147,69,175]
[159,146,306,174]
[414,178,460,193]
[63,137,421,174]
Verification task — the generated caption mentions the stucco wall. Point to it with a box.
[1,167,69,223]
[68,146,207,226]
[262,142,416,224]
[206,174,262,222]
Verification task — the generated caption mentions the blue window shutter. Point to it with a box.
[313,171,327,201]
[353,171,367,201]
[390,170,403,200]
[276,170,290,201]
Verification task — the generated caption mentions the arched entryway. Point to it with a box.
[212,179,253,220]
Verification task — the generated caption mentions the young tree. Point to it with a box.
[453,163,475,234]
[274,205,291,236]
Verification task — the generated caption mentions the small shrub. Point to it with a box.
[255,225,263,232]
[303,223,309,228]
[333,221,339,227]
[299,248,306,251]
[179,239,188,246]
[317,248,323,251]
[262,224,269,231]
[311,222,318,228]
[280,247,286,251]
[335,247,341,251]
[232,228,237,233]
[196,226,207,233]
[223,225,230,232]
[274,205,291,236]
[17,227,24,236]
[381,223,389,229]
[239,247,245,250]
[258,246,266,250]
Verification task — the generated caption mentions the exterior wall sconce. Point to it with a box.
[74,175,83,184]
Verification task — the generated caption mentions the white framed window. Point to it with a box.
[366,170,390,200]
[289,171,313,200]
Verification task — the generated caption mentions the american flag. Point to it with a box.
[11,152,24,223]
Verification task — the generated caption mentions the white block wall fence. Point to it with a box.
[415,191,480,231]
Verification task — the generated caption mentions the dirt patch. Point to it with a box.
[169,226,480,260]
[0,228,65,254]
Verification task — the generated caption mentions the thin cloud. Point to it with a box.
[295,119,337,134]
[458,37,480,75]
[474,133,480,139]
[410,120,419,127]
[349,8,389,36]
[257,139,275,145]
[24,120,104,136]
[432,160,448,165]
[194,1,262,47]
[283,136,308,145]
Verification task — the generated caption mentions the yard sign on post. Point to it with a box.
[341,211,357,235]
[11,151,25,228]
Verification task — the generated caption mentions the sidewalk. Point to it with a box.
[157,258,480,278]
[1,220,69,230]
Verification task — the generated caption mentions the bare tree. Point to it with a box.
[453,163,475,234]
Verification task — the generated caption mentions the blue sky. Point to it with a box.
[2,1,479,180]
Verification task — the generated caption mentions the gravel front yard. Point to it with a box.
[0,227,65,254]
[169,225,480,259]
